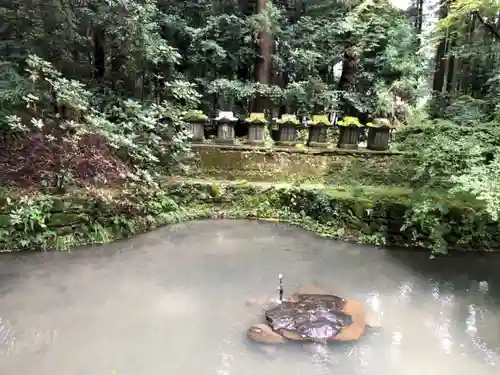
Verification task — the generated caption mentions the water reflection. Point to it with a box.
[0,220,499,375]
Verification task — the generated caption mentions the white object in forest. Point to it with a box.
[215,111,238,122]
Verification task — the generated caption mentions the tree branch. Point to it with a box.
[473,10,500,40]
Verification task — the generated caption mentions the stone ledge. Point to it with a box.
[191,143,406,156]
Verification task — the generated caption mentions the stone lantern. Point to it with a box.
[182,110,208,143]
[276,114,300,146]
[337,116,364,149]
[307,114,331,148]
[244,112,268,145]
[367,118,393,151]
[215,111,238,144]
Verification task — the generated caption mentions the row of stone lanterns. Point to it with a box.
[182,110,394,150]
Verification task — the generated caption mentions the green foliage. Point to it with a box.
[394,116,500,253]
[442,96,489,126]
[1,195,57,250]
[2,55,194,188]
[0,185,184,251]
[206,78,255,110]
[355,1,424,115]
[429,0,500,120]
[1,178,498,254]
[0,0,426,123]
[0,61,30,121]
[395,119,500,188]
[435,0,500,33]
[164,181,497,253]
[450,154,500,222]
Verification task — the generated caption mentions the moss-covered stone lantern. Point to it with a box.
[307,115,331,147]
[183,110,208,143]
[276,114,300,146]
[215,111,238,144]
[337,116,363,149]
[366,118,393,151]
[244,112,267,145]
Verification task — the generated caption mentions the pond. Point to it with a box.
[0,220,499,375]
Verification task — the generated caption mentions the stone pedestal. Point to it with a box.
[337,126,360,149]
[367,118,392,151]
[307,115,331,148]
[245,113,267,145]
[185,121,205,143]
[216,122,236,144]
[276,124,297,146]
[182,110,208,143]
[276,114,300,146]
[215,111,238,145]
[248,124,265,145]
[308,126,328,147]
[367,127,390,150]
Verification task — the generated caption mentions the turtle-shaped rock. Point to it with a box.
[247,285,380,345]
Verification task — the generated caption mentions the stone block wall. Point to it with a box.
[187,144,411,186]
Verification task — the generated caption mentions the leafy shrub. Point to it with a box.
[395,115,500,253]
[0,55,194,189]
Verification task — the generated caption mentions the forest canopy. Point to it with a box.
[0,0,426,120]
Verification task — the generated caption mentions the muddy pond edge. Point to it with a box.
[0,180,498,253]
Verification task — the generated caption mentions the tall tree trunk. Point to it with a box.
[432,0,449,93]
[338,38,359,116]
[110,46,125,91]
[432,37,447,93]
[253,0,273,112]
[461,15,476,94]
[414,0,423,34]
[92,25,105,83]
[444,37,456,92]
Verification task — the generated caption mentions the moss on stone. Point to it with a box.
[309,115,331,126]
[0,178,494,254]
[163,180,491,252]
[244,112,268,124]
[276,114,301,125]
[48,212,89,227]
[338,116,363,127]
[366,118,393,128]
[183,110,208,122]
[51,197,67,212]
[209,182,222,200]
[187,145,411,186]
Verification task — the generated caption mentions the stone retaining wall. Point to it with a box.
[1,180,496,253]
[187,144,411,185]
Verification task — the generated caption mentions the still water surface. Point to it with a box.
[0,220,499,375]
